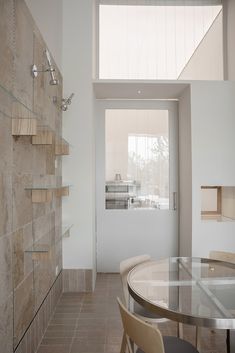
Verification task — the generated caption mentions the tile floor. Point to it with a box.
[37,273,227,353]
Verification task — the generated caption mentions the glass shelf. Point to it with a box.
[0,83,70,147]
[25,244,50,260]
[0,81,38,119]
[25,184,71,190]
[62,224,73,238]
[25,186,57,190]
[55,137,70,155]
[25,244,50,253]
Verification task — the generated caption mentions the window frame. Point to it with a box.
[95,0,223,80]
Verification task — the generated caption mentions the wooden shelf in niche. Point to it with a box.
[25,244,50,261]
[31,126,54,145]
[55,138,70,155]
[12,118,37,136]
[201,186,235,222]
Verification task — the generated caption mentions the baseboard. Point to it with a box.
[62,269,93,292]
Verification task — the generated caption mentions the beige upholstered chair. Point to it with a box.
[120,254,151,307]
[209,251,235,353]
[209,251,235,264]
[120,255,168,324]
[117,297,199,353]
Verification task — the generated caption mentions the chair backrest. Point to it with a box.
[120,254,151,306]
[117,297,165,353]
[209,251,235,264]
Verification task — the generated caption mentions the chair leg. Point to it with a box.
[177,322,183,339]
[226,329,230,353]
[120,332,127,353]
[196,326,201,351]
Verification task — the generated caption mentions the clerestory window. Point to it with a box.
[98,0,223,80]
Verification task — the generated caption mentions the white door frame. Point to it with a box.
[95,99,179,272]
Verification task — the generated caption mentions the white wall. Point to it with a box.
[62,0,96,276]
[25,0,63,71]
[190,81,235,257]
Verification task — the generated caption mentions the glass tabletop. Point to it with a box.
[127,257,235,329]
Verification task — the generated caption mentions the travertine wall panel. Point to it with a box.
[0,173,12,237]
[33,212,51,242]
[33,145,47,174]
[15,272,62,353]
[0,3,14,346]
[13,0,34,110]
[0,0,63,351]
[0,234,12,303]
[12,174,33,231]
[13,223,33,288]
[0,295,13,353]
[0,0,14,93]
[0,88,14,117]
[13,137,34,174]
[0,114,13,172]
[33,32,49,121]
[14,272,34,346]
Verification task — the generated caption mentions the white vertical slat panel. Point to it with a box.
[99,1,222,79]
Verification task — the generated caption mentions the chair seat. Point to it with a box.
[137,336,199,353]
[134,301,169,323]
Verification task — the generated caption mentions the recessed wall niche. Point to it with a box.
[201,186,235,221]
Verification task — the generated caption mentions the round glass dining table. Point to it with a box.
[127,257,235,329]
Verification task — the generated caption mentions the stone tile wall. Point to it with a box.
[15,272,62,353]
[0,0,63,351]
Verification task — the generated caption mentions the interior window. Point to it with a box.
[105,109,169,210]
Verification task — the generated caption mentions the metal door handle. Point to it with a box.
[173,192,177,210]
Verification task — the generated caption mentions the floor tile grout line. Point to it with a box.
[36,274,227,353]
[35,289,64,353]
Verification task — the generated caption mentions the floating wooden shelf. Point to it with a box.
[26,185,70,202]
[12,118,37,136]
[25,187,54,203]
[55,138,70,155]
[32,126,54,145]
[56,185,70,197]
